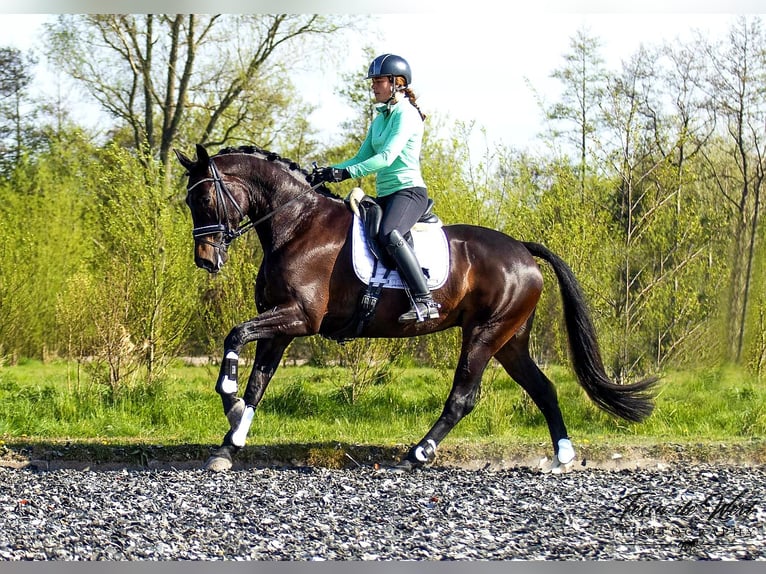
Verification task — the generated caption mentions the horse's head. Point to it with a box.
[174,144,251,273]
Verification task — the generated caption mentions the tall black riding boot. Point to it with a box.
[385,230,441,323]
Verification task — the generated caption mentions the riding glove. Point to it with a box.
[313,166,351,184]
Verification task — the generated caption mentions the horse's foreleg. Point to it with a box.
[231,335,293,446]
[224,305,311,351]
[206,336,294,472]
[213,307,306,419]
[205,305,309,472]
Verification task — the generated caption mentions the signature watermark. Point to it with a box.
[620,489,758,522]
[616,489,764,550]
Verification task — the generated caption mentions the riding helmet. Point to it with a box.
[367,54,412,86]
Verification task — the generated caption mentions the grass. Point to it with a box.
[1,359,765,462]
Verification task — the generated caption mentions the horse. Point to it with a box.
[174,143,658,472]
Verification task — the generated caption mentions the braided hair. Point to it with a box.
[395,76,426,122]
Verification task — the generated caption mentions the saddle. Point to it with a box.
[346,187,440,269]
[339,188,446,339]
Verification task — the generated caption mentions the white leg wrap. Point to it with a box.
[231,405,254,447]
[556,438,575,465]
[414,439,437,462]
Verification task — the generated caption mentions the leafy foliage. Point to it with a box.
[4,15,766,396]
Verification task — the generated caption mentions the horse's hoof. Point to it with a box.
[388,455,432,473]
[539,455,575,474]
[204,455,233,472]
[550,457,575,474]
[383,458,415,473]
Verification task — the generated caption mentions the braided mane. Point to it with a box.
[213,144,340,198]
[215,145,307,177]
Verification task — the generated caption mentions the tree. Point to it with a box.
[0,46,35,176]
[44,14,361,180]
[598,44,712,378]
[547,27,607,198]
[639,40,724,369]
[0,129,96,362]
[698,16,766,363]
[54,144,203,387]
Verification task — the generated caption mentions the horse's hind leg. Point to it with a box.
[395,329,493,471]
[205,335,293,471]
[493,325,575,470]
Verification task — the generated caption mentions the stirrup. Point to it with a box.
[398,298,441,323]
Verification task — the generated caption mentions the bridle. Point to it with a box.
[186,157,325,250]
[187,159,252,250]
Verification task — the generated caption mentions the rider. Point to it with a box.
[312,53,440,323]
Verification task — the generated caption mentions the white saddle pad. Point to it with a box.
[351,214,450,290]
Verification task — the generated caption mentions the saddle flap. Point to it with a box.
[346,187,385,259]
[350,214,449,291]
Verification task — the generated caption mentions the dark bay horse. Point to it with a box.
[175,143,657,472]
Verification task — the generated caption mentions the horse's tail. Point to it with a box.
[522,241,658,423]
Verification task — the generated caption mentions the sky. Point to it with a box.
[0,6,760,155]
[308,11,743,154]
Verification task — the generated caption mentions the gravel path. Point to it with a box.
[0,463,764,560]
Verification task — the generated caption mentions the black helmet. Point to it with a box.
[367,54,411,86]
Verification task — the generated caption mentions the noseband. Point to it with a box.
[187,159,254,249]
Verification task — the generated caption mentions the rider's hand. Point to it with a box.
[311,166,350,184]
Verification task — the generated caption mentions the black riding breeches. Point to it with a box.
[375,186,429,243]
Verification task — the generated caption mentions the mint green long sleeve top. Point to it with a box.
[333,99,426,197]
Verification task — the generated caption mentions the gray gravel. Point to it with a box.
[0,463,764,560]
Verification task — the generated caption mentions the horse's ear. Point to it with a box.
[174,144,210,172]
[195,143,210,165]
[174,148,195,171]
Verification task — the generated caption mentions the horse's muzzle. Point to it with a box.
[195,242,228,274]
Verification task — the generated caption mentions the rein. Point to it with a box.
[188,158,323,248]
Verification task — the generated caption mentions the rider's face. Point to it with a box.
[370,76,394,103]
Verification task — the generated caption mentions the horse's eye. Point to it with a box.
[189,193,213,209]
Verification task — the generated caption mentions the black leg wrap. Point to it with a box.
[223,355,238,380]
[216,352,239,395]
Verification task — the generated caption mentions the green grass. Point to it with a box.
[1,359,765,452]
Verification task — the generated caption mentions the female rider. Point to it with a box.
[313,53,440,323]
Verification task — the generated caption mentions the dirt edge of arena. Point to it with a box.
[1,439,765,472]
